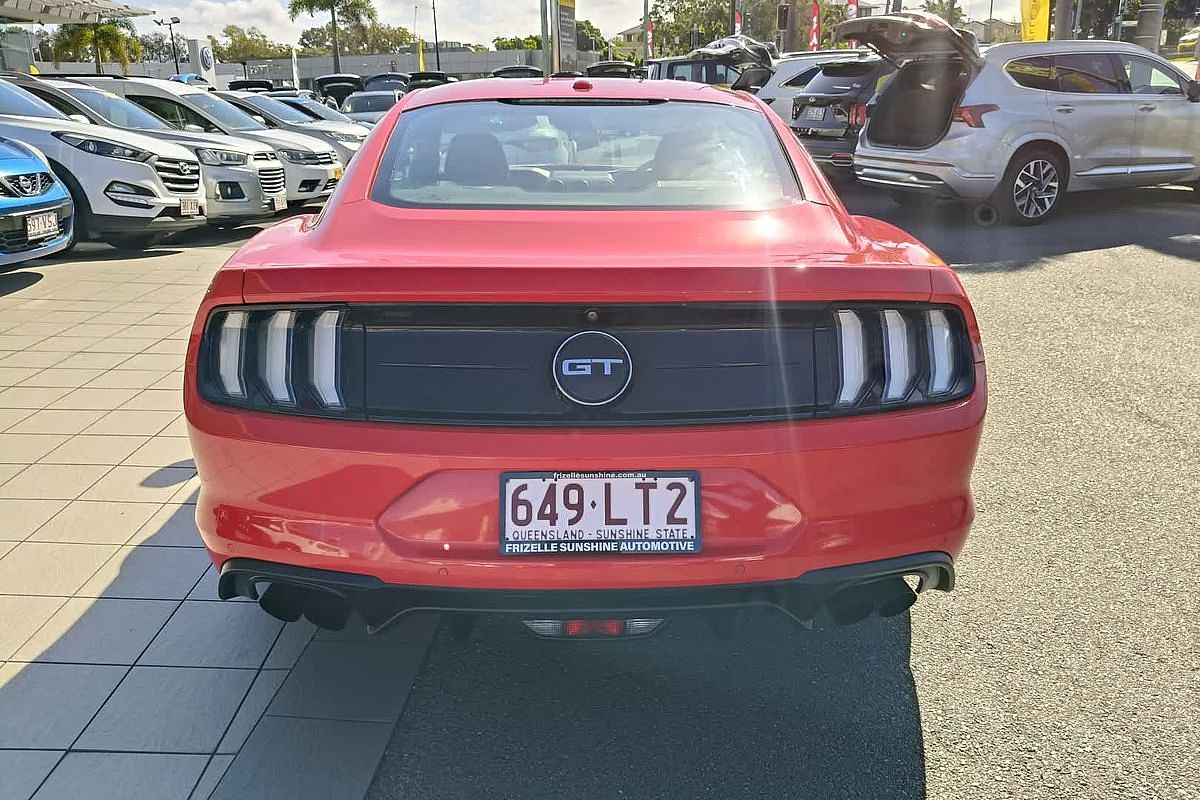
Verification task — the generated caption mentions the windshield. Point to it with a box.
[186,92,265,131]
[289,98,355,123]
[0,81,66,119]
[372,99,799,210]
[343,93,398,113]
[64,88,171,130]
[801,61,884,94]
[238,94,317,124]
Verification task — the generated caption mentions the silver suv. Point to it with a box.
[837,13,1200,225]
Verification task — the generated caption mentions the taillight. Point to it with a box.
[952,104,999,128]
[834,306,972,409]
[199,305,363,418]
[848,102,868,129]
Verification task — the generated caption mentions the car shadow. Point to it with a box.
[367,610,924,800]
[0,269,41,296]
[840,182,1200,271]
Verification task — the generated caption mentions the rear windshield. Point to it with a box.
[343,93,398,113]
[802,61,884,94]
[370,99,800,210]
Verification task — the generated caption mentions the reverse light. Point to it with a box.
[836,310,867,406]
[217,311,248,398]
[952,104,999,128]
[260,311,295,404]
[881,310,914,402]
[926,310,956,395]
[310,310,343,408]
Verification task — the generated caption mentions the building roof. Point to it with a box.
[0,0,152,24]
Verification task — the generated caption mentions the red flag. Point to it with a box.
[809,1,821,50]
[734,10,743,35]
[647,19,654,56]
[846,0,859,20]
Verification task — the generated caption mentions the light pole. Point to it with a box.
[432,0,441,69]
[154,16,181,74]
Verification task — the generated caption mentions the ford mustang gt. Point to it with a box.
[185,76,986,638]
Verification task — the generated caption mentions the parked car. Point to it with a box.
[363,73,410,92]
[837,13,1200,224]
[0,79,204,250]
[1175,25,1200,59]
[227,79,274,92]
[270,94,360,126]
[74,76,342,208]
[789,56,895,174]
[755,50,873,108]
[216,89,368,163]
[0,137,73,265]
[187,76,985,639]
[585,61,639,78]
[8,75,287,226]
[492,66,543,78]
[647,55,743,86]
[405,71,452,91]
[338,90,403,126]
[312,74,363,107]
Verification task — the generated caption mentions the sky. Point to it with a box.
[129,0,1022,47]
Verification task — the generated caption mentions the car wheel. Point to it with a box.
[106,233,164,251]
[996,148,1066,225]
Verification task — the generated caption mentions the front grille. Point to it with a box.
[198,304,975,426]
[315,152,336,165]
[154,158,201,194]
[323,176,339,190]
[0,172,54,198]
[258,167,286,196]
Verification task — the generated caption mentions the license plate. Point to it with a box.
[804,105,825,121]
[333,166,344,179]
[180,198,199,216]
[271,195,287,211]
[500,471,701,556]
[25,211,57,240]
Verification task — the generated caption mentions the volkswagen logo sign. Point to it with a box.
[200,45,214,71]
[553,331,633,407]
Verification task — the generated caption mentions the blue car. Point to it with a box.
[0,138,73,266]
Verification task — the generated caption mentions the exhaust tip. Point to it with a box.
[303,591,351,631]
[826,588,875,626]
[259,583,306,623]
[877,578,918,618]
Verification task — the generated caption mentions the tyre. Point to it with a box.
[105,233,164,251]
[994,147,1067,225]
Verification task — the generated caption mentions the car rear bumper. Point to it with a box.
[853,152,1001,200]
[218,551,955,631]
[795,135,857,169]
[186,365,985,596]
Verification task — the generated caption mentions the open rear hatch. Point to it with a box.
[688,35,776,92]
[313,73,365,104]
[833,13,981,151]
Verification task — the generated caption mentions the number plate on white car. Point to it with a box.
[271,195,287,211]
[501,471,700,556]
[25,211,57,240]
[180,198,200,216]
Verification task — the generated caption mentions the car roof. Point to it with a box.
[401,77,759,111]
[983,39,1163,59]
[348,90,400,97]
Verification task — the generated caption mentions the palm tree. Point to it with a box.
[51,20,143,74]
[287,0,378,73]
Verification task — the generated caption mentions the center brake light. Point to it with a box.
[952,104,999,128]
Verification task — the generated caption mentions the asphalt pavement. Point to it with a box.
[366,182,1200,800]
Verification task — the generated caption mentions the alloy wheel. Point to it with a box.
[1012,159,1059,219]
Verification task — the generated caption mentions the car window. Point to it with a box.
[185,93,266,131]
[0,80,66,118]
[64,88,173,130]
[343,93,398,113]
[239,94,316,124]
[801,62,883,95]
[293,98,356,123]
[1118,55,1184,95]
[1005,56,1056,91]
[371,99,800,210]
[1054,53,1124,94]
[24,87,80,117]
[128,95,208,130]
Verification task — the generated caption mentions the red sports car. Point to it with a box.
[185,76,986,638]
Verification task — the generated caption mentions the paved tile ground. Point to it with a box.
[0,236,436,800]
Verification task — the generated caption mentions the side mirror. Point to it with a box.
[67,113,92,124]
[1187,80,1200,102]
[183,123,205,133]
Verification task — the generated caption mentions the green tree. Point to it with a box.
[492,34,542,50]
[576,19,605,51]
[298,20,412,55]
[207,25,292,61]
[51,19,142,74]
[138,31,187,64]
[288,0,377,73]
[650,0,728,56]
[920,0,963,26]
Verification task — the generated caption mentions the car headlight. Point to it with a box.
[196,148,249,166]
[278,148,320,165]
[328,131,365,144]
[53,131,151,162]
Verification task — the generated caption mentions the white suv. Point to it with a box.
[837,13,1200,224]
[0,79,205,249]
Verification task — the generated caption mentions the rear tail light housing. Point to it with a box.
[847,102,868,129]
[832,305,973,412]
[198,305,364,418]
[522,618,665,638]
[952,104,999,128]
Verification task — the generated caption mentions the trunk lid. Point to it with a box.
[833,12,982,66]
[790,60,885,138]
